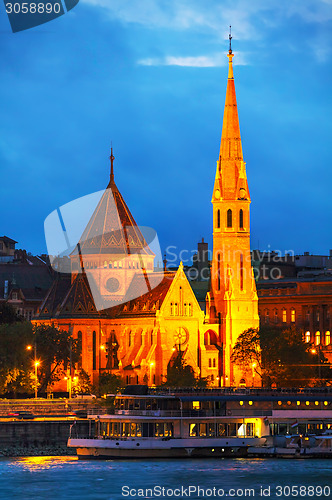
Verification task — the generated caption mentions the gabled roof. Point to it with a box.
[113,272,176,317]
[76,152,154,257]
[36,273,72,319]
[56,272,107,318]
[0,236,17,244]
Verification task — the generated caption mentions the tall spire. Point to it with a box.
[110,146,115,184]
[227,25,234,80]
[219,27,243,166]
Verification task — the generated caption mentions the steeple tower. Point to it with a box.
[208,30,259,387]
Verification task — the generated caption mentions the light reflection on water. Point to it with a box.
[0,457,331,500]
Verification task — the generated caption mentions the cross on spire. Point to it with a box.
[110,146,115,183]
[229,25,232,54]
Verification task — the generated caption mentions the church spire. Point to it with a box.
[219,28,243,164]
[110,146,115,184]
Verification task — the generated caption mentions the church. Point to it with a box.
[34,38,259,389]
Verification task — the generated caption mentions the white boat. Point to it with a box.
[68,390,266,459]
[68,387,332,459]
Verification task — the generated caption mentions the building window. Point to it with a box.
[213,358,216,368]
[217,209,220,229]
[217,253,221,291]
[326,331,331,346]
[239,209,244,229]
[184,303,188,316]
[305,331,311,343]
[92,331,96,370]
[274,309,278,324]
[227,209,232,228]
[170,303,174,316]
[109,261,112,268]
[316,310,320,322]
[240,253,244,291]
[104,261,107,268]
[291,309,296,323]
[12,292,18,300]
[188,303,193,316]
[174,303,178,315]
[209,359,212,368]
[315,331,321,345]
[77,331,82,369]
[265,309,269,324]
[282,309,287,323]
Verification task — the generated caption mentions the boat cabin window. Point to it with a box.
[189,422,255,438]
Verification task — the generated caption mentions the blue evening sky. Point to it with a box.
[0,0,331,265]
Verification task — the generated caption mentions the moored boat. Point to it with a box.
[68,387,332,459]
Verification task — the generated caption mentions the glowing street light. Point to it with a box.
[34,361,40,399]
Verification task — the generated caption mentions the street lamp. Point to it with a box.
[27,344,39,398]
[311,346,322,384]
[34,361,39,399]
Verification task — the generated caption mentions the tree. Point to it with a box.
[0,321,35,395]
[231,325,332,387]
[73,369,92,395]
[231,328,262,380]
[163,349,208,388]
[0,303,23,325]
[0,322,82,395]
[33,324,81,392]
[96,372,123,396]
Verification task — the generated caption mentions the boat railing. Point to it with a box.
[113,409,227,417]
[148,387,332,396]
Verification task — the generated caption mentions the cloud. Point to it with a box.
[138,52,248,67]
[81,0,332,32]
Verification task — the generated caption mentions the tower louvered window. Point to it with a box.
[227,209,232,228]
[239,209,244,229]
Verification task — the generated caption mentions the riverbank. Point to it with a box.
[0,419,92,457]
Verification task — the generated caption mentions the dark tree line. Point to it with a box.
[231,325,332,387]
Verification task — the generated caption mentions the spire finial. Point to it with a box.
[110,145,115,183]
[229,25,232,54]
[227,26,234,79]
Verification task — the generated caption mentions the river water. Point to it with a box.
[0,456,331,500]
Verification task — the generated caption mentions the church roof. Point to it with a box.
[77,150,154,257]
[109,271,176,317]
[36,273,72,319]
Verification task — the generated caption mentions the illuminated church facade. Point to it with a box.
[34,39,259,389]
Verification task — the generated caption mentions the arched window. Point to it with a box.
[174,303,178,315]
[92,331,96,371]
[305,331,311,343]
[274,309,278,324]
[104,261,107,268]
[77,331,82,369]
[291,309,296,323]
[282,309,287,323]
[227,209,232,228]
[240,253,244,291]
[213,358,216,368]
[109,261,112,268]
[239,209,244,229]
[217,209,220,229]
[188,303,193,316]
[184,303,188,316]
[170,303,174,316]
[315,331,321,345]
[217,253,221,291]
[265,309,269,324]
[326,331,331,346]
